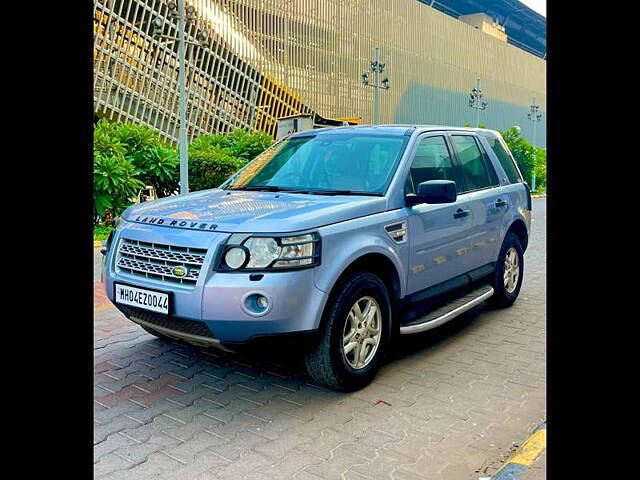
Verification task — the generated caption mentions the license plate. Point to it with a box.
[114,283,170,314]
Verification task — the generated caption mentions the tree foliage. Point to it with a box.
[498,126,546,190]
[461,123,546,191]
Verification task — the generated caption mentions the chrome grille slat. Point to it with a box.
[119,244,205,266]
[116,238,207,286]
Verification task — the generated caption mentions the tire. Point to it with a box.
[305,272,392,391]
[488,232,524,308]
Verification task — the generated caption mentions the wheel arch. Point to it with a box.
[507,218,529,251]
[319,252,403,332]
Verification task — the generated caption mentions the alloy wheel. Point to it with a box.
[503,247,520,294]
[342,296,382,370]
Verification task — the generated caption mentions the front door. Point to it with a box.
[405,134,475,295]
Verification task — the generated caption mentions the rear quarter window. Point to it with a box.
[480,132,523,184]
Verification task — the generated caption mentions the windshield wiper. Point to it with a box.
[228,185,299,192]
[227,186,382,196]
[305,190,383,196]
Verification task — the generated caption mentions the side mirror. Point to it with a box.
[406,180,457,206]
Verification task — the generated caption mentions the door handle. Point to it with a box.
[495,198,508,208]
[454,208,470,219]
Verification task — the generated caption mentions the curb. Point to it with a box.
[531,194,546,198]
[94,241,105,248]
[490,423,546,480]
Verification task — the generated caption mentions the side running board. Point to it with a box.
[400,284,494,335]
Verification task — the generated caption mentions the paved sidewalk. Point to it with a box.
[94,199,546,480]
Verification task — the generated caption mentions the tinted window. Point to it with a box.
[480,132,523,184]
[406,136,458,194]
[450,135,494,192]
[476,139,500,186]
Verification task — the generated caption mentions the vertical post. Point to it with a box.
[476,77,481,128]
[177,0,189,194]
[531,97,537,192]
[374,47,380,125]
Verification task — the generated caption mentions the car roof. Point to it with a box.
[290,124,498,138]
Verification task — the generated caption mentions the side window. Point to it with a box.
[406,136,458,194]
[476,139,500,186]
[481,133,523,184]
[450,135,495,192]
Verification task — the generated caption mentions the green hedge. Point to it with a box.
[188,129,273,191]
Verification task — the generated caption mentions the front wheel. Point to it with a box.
[305,272,391,391]
[488,232,524,308]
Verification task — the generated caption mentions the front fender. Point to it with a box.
[313,211,409,299]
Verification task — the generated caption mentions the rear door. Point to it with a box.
[447,132,508,270]
[405,133,476,294]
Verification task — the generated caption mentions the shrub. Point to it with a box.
[533,147,546,190]
[93,119,179,222]
[498,126,537,183]
[115,122,180,197]
[93,151,144,219]
[188,146,245,192]
[93,122,274,221]
[188,128,273,191]
[131,145,179,198]
[94,224,114,241]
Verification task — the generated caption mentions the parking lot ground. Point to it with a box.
[520,450,546,480]
[94,198,546,480]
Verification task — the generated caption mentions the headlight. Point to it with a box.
[219,232,320,271]
[224,246,248,270]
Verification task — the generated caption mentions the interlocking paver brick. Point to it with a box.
[112,432,180,464]
[162,413,225,442]
[122,413,183,441]
[294,427,357,460]
[95,415,144,444]
[252,432,311,460]
[243,412,310,441]
[208,450,272,479]
[94,432,140,461]
[163,431,228,463]
[351,447,417,480]
[103,451,185,480]
[208,430,270,461]
[303,444,369,479]
[168,451,231,480]
[246,450,324,480]
[93,452,133,477]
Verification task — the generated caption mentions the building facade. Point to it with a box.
[93,0,546,146]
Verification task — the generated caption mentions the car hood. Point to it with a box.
[123,188,388,233]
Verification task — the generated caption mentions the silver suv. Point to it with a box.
[103,125,531,391]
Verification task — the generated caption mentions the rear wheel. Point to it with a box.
[305,272,391,391]
[488,232,524,308]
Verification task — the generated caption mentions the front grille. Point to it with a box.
[116,238,207,286]
[120,305,216,339]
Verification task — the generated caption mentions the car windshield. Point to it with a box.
[221,133,410,195]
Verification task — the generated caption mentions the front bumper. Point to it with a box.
[104,227,329,344]
[119,304,233,351]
